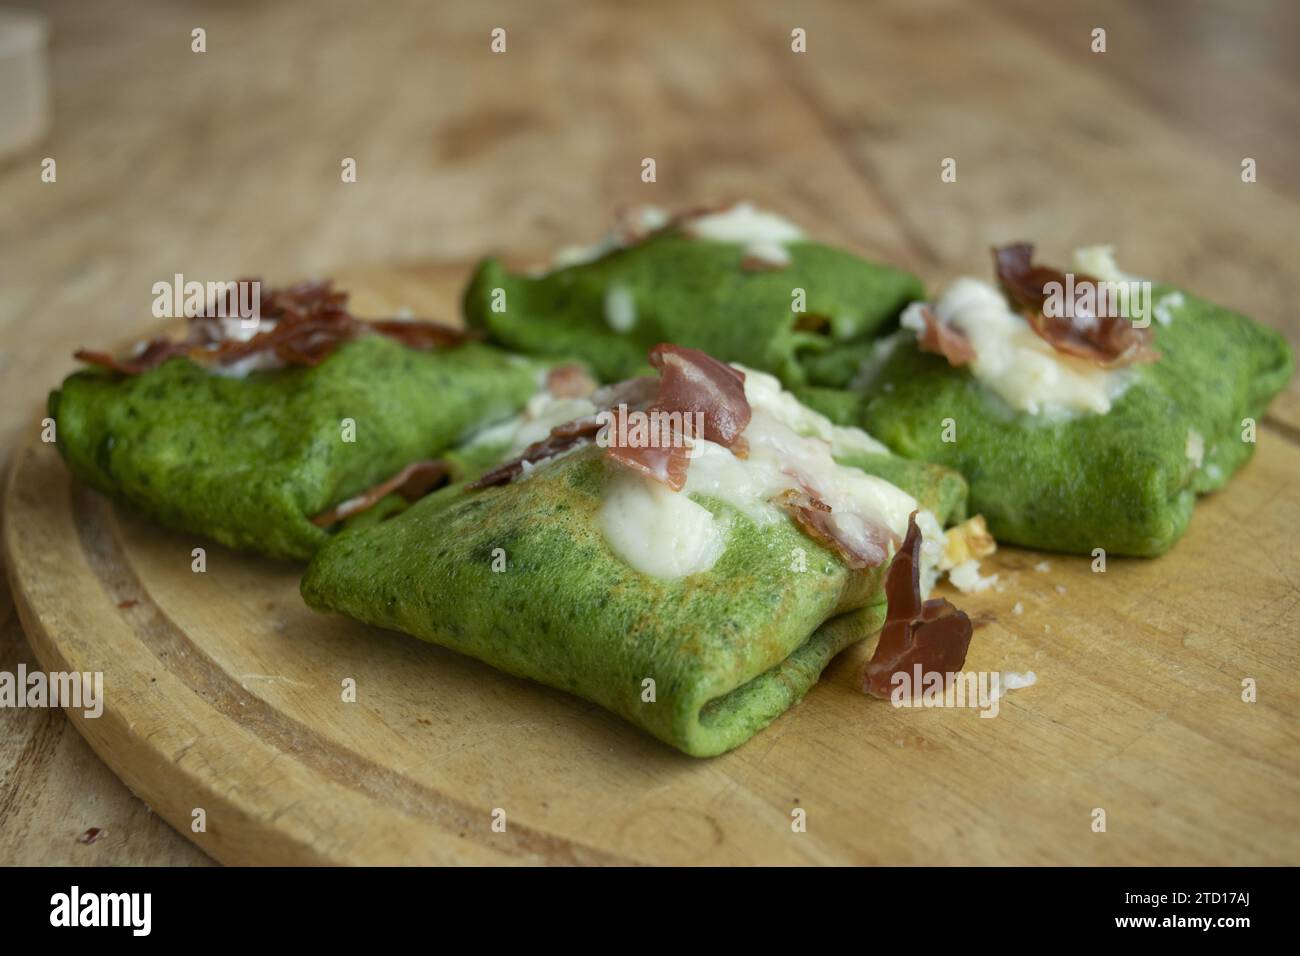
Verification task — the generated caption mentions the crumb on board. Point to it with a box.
[940,514,997,570]
[948,559,999,593]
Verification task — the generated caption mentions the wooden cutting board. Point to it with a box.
[5,262,1299,865]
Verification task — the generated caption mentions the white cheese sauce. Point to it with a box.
[197,315,282,378]
[603,283,637,333]
[1071,245,1136,284]
[547,206,672,272]
[683,201,805,267]
[600,472,728,579]
[461,388,598,460]
[597,366,945,582]
[683,202,805,245]
[901,277,1132,417]
[540,201,805,277]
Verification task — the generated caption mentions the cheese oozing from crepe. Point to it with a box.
[599,366,945,581]
[901,278,1132,417]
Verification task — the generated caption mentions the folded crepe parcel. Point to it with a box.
[462,202,922,388]
[302,346,968,756]
[51,302,548,560]
[801,246,1294,557]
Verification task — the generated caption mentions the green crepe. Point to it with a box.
[463,231,922,387]
[302,444,966,757]
[800,284,1293,557]
[49,336,546,560]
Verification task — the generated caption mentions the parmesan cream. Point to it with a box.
[198,315,282,378]
[598,366,945,582]
[543,201,805,275]
[683,202,805,267]
[901,278,1131,416]
[683,202,805,245]
[461,388,598,461]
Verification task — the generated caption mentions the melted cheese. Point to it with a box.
[463,389,597,460]
[684,202,805,245]
[904,278,1131,416]
[197,316,282,378]
[206,351,284,378]
[548,206,671,271]
[738,365,891,458]
[1153,290,1184,327]
[603,283,637,332]
[1071,245,1134,284]
[600,472,727,578]
[598,368,944,581]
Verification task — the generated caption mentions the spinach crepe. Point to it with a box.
[50,281,548,560]
[801,245,1294,557]
[303,345,970,757]
[463,202,922,387]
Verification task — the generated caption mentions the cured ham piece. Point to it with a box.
[862,512,973,699]
[603,405,692,490]
[777,490,897,570]
[994,243,1158,368]
[913,305,975,367]
[467,417,604,490]
[74,279,469,375]
[474,345,754,494]
[310,459,451,528]
[544,363,599,399]
[74,338,190,376]
[606,344,751,491]
[649,343,750,447]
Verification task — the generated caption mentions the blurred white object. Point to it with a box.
[0,9,50,159]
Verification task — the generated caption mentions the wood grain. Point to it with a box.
[5,261,1300,866]
[1,0,1297,864]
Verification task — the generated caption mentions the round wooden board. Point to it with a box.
[5,262,1299,866]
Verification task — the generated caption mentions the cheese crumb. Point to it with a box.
[990,671,1038,702]
[1034,561,1051,573]
[1072,246,1132,284]
[1012,601,1024,615]
[939,514,997,571]
[948,559,999,593]
[742,239,792,268]
[603,283,637,333]
[1186,428,1205,469]
[1153,291,1184,327]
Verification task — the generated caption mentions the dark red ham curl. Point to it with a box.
[777,490,896,570]
[648,343,750,447]
[309,457,452,528]
[993,243,1158,368]
[544,363,599,399]
[603,406,693,490]
[605,344,751,491]
[74,338,191,376]
[862,511,973,700]
[467,417,604,490]
[310,459,451,528]
[913,305,975,367]
[74,278,469,375]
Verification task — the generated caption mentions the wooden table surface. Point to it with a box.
[1,0,1297,865]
